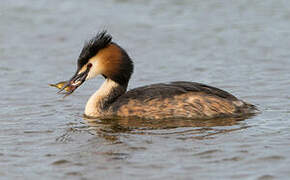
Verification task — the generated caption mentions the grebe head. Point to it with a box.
[60,31,133,95]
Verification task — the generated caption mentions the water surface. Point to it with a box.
[1,0,290,179]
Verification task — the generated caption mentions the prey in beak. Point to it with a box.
[57,64,92,97]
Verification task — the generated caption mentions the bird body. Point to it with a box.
[83,79,255,119]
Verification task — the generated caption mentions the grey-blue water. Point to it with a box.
[1,0,290,179]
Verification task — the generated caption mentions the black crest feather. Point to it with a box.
[77,31,112,69]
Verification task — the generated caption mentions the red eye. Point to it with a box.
[87,63,92,68]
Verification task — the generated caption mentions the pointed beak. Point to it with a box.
[58,65,91,96]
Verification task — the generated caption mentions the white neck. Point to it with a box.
[85,79,126,117]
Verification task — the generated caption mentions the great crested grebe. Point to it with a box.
[56,31,257,119]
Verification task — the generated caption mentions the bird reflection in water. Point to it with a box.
[56,114,254,143]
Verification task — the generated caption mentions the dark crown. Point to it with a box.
[77,31,112,69]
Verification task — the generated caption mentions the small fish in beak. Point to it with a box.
[49,81,72,92]
[55,64,92,97]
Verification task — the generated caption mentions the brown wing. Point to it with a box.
[169,81,238,100]
[110,81,238,111]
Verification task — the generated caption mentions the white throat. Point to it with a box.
[84,79,124,117]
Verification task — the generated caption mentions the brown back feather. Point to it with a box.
[110,81,238,112]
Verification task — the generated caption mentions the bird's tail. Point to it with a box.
[233,100,259,115]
